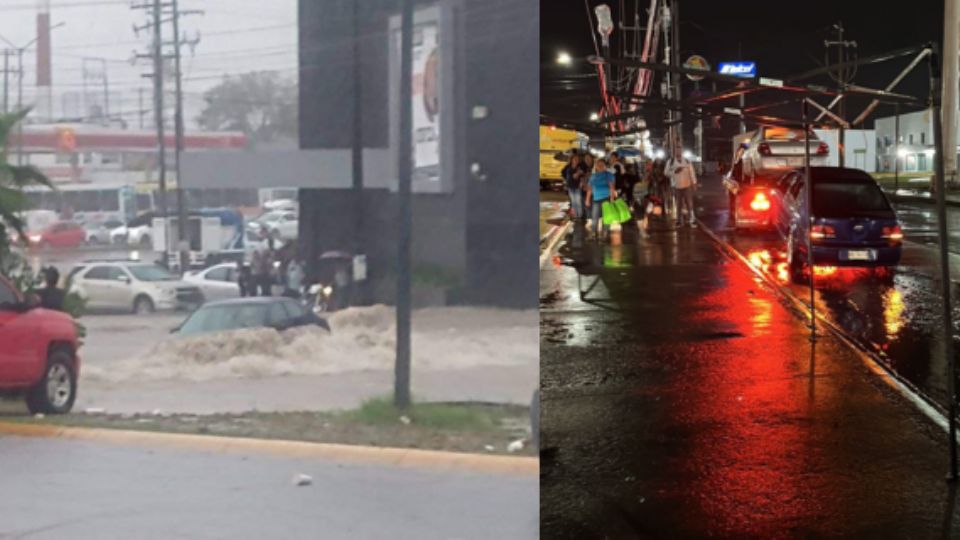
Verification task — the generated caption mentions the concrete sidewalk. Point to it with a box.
[540,212,960,537]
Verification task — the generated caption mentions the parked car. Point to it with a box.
[723,156,780,231]
[253,210,298,241]
[263,198,297,212]
[171,297,329,337]
[183,263,240,302]
[775,167,903,282]
[84,219,125,245]
[0,275,80,414]
[68,260,204,314]
[111,212,155,246]
[27,221,86,249]
[742,126,829,180]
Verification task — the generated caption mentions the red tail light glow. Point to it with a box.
[758,142,772,156]
[816,142,829,155]
[749,192,771,212]
[810,224,836,241]
[882,225,904,243]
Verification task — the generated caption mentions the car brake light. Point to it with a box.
[817,142,829,155]
[758,142,772,156]
[883,225,904,242]
[749,192,771,212]
[810,224,835,241]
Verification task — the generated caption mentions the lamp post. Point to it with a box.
[0,21,66,165]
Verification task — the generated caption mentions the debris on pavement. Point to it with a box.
[399,415,412,425]
[507,439,524,453]
[292,474,313,487]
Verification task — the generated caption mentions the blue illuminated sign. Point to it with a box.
[718,62,757,78]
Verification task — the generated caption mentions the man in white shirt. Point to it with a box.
[667,149,698,228]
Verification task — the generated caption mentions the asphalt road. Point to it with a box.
[540,177,960,537]
[694,178,960,410]
[0,434,537,539]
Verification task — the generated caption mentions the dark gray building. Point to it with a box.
[297,0,538,308]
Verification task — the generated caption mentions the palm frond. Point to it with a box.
[0,185,26,240]
[0,163,53,190]
[0,108,31,149]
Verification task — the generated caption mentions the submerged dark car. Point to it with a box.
[775,167,902,282]
[173,297,330,336]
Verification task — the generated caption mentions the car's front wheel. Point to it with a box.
[26,349,77,415]
[133,295,155,315]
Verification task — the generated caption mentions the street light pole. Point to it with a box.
[943,0,959,187]
[894,102,900,192]
[929,44,958,482]
[16,48,22,165]
[394,0,414,411]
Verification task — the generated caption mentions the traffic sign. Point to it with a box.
[683,55,710,81]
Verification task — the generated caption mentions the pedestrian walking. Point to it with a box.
[562,153,586,220]
[666,149,699,228]
[585,158,617,239]
[609,152,626,198]
[284,257,305,299]
[251,249,273,296]
[237,260,253,297]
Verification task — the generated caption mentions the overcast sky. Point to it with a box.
[0,0,297,128]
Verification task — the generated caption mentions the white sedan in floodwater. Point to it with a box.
[183,263,241,302]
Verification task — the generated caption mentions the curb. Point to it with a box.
[696,217,956,439]
[886,192,960,208]
[540,221,571,269]
[0,421,539,477]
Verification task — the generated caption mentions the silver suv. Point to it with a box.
[68,261,204,314]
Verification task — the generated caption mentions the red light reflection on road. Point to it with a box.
[883,288,905,339]
[668,261,832,533]
[813,266,838,278]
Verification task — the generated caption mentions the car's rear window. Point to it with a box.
[813,181,893,218]
[763,127,818,142]
[179,304,269,335]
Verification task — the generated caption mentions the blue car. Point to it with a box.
[775,167,903,283]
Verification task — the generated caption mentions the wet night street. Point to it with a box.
[540,176,960,538]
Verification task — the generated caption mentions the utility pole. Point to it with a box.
[16,48,23,165]
[133,0,169,262]
[825,22,857,168]
[138,87,145,129]
[2,50,10,114]
[943,0,958,188]
[395,0,414,411]
[738,42,745,134]
[352,0,365,306]
[672,0,682,153]
[169,0,203,274]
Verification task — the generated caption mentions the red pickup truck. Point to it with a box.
[0,275,80,414]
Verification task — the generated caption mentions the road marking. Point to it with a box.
[697,217,958,440]
[0,421,538,477]
[540,221,571,269]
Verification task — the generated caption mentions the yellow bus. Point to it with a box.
[540,125,586,190]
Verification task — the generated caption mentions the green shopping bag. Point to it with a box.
[601,200,617,225]
[613,198,632,222]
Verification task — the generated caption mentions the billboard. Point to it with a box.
[718,61,757,78]
[389,5,454,194]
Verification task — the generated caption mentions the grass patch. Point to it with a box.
[342,396,507,432]
[871,172,932,192]
[0,397,533,455]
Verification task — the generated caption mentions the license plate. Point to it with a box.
[787,157,803,166]
[846,249,874,261]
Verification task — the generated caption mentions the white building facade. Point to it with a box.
[874,109,944,173]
